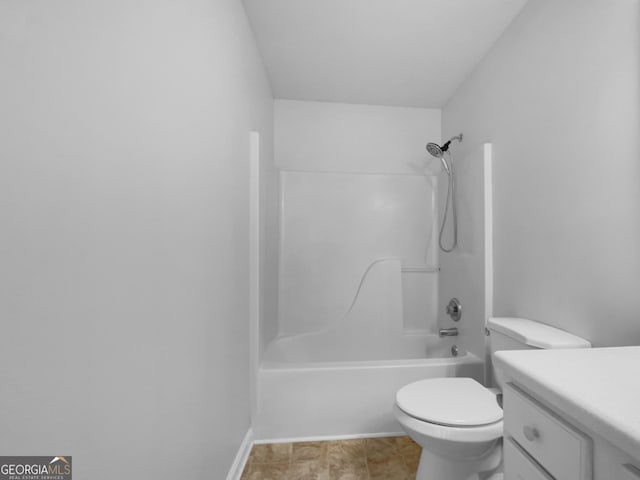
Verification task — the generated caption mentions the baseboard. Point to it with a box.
[225,428,254,480]
[253,430,406,445]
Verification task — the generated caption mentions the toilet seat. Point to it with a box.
[394,404,503,444]
[395,377,503,427]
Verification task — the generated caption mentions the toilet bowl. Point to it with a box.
[394,317,591,480]
[394,377,503,480]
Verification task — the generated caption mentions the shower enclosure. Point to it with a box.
[254,101,491,440]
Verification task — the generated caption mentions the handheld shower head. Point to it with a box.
[426,142,443,158]
[426,143,449,174]
[426,134,463,158]
[426,134,463,253]
[425,134,463,174]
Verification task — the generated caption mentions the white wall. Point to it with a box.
[0,1,273,479]
[275,99,442,174]
[243,0,529,108]
[443,0,640,346]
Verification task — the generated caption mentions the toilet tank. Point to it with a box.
[487,317,591,389]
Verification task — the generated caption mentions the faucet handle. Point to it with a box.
[446,298,462,321]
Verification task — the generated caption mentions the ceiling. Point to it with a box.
[243,0,529,108]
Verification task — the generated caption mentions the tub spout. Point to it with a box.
[439,327,458,337]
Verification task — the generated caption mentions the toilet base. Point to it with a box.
[415,439,502,480]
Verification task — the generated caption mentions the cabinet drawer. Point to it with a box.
[504,383,592,480]
[505,437,554,480]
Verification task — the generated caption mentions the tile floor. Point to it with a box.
[241,435,421,480]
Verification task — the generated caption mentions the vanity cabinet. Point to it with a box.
[503,383,592,480]
[503,382,640,480]
[495,347,640,480]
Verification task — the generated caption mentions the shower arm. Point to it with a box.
[441,134,464,153]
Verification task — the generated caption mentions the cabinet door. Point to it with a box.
[505,437,555,480]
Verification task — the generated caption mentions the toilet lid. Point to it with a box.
[396,378,503,427]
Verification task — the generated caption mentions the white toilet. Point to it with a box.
[394,317,591,480]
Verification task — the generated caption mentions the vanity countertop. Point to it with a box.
[494,346,640,461]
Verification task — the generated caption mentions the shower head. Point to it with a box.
[425,134,464,159]
[426,142,444,158]
[425,134,463,174]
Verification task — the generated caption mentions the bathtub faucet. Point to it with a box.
[438,327,458,337]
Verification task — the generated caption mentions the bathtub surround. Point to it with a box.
[271,100,441,344]
[274,258,425,355]
[437,144,493,359]
[0,1,273,479]
[443,0,640,347]
[278,177,437,337]
[253,100,454,440]
[257,99,440,376]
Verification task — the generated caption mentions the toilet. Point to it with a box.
[394,317,591,480]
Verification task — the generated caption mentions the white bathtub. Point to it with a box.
[255,334,484,441]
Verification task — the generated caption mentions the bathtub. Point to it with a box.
[255,333,484,440]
